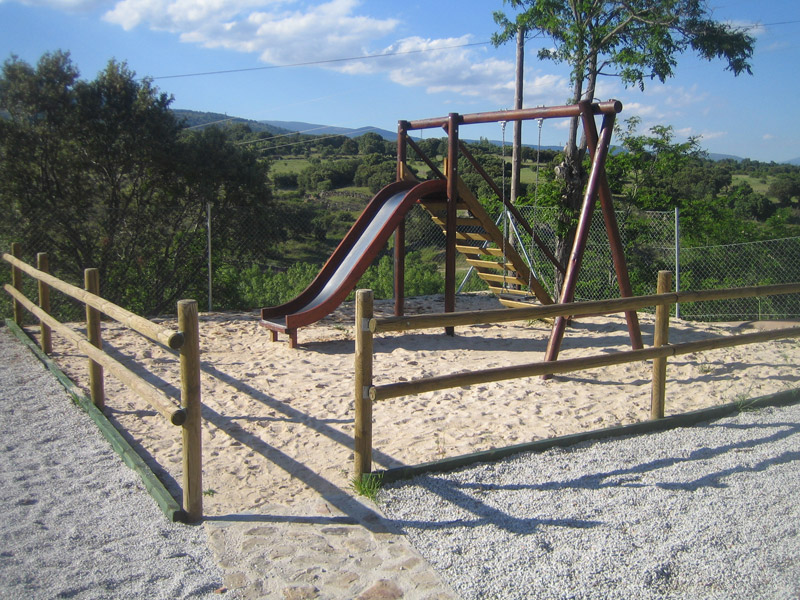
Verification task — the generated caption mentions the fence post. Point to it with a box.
[178,299,203,522]
[651,270,672,419]
[37,253,52,355]
[206,202,212,313]
[11,243,23,326]
[674,207,681,319]
[354,289,374,479]
[84,268,105,409]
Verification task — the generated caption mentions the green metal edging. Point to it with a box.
[4,319,187,523]
[380,387,800,484]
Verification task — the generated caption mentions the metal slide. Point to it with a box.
[260,178,446,346]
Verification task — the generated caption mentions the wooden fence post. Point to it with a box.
[37,253,52,355]
[651,270,672,419]
[11,243,22,326]
[84,268,105,409]
[354,289,374,479]
[178,299,203,522]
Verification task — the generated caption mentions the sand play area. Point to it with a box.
[26,292,800,517]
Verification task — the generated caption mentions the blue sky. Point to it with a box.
[1,0,798,162]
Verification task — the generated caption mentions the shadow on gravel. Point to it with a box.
[387,418,800,534]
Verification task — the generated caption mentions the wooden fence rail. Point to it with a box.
[354,275,800,477]
[3,246,202,522]
[3,251,184,349]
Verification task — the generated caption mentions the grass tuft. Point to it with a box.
[350,472,383,501]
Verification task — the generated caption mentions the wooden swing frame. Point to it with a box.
[394,99,643,363]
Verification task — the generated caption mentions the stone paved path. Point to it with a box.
[204,495,459,600]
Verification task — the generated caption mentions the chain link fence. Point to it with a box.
[5,201,800,323]
[677,237,800,320]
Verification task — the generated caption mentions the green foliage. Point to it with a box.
[493,0,756,284]
[355,254,443,300]
[0,51,279,316]
[493,1,754,93]
[354,155,397,193]
[210,251,443,311]
[768,174,800,206]
[297,158,359,192]
[356,132,389,156]
[228,262,319,309]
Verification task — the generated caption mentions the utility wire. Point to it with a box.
[235,126,385,150]
[153,40,490,80]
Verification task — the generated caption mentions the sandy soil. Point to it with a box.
[29,293,800,517]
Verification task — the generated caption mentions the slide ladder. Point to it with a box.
[419,177,553,307]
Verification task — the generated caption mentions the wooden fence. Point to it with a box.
[3,243,203,522]
[353,274,800,477]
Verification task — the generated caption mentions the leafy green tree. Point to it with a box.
[727,182,774,221]
[354,154,396,192]
[611,117,705,209]
[356,132,387,155]
[493,0,755,291]
[0,51,279,315]
[768,174,800,206]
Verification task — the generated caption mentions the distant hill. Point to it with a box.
[172,109,292,135]
[707,152,745,162]
[173,110,799,164]
[261,120,398,141]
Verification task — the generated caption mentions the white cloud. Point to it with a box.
[620,102,658,118]
[763,133,775,140]
[17,0,525,104]
[673,126,726,142]
[368,38,514,104]
[102,0,400,60]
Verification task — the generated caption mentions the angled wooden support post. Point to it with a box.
[178,299,203,522]
[11,243,22,326]
[84,268,105,409]
[651,271,672,419]
[544,104,615,368]
[37,253,52,355]
[354,289,374,478]
[581,105,643,350]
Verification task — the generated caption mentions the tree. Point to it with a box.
[768,174,800,206]
[610,116,706,210]
[493,0,755,291]
[0,52,279,315]
[356,132,386,155]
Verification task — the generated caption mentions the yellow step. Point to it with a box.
[488,285,530,296]
[430,216,483,228]
[455,245,504,257]
[466,258,514,271]
[454,231,493,242]
[420,200,467,214]
[480,272,527,286]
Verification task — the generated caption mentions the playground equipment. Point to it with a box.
[262,99,642,361]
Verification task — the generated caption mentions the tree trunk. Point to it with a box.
[553,71,588,296]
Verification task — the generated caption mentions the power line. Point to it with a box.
[234,126,385,150]
[153,41,491,80]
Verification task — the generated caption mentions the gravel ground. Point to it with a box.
[0,325,227,600]
[380,399,800,600]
